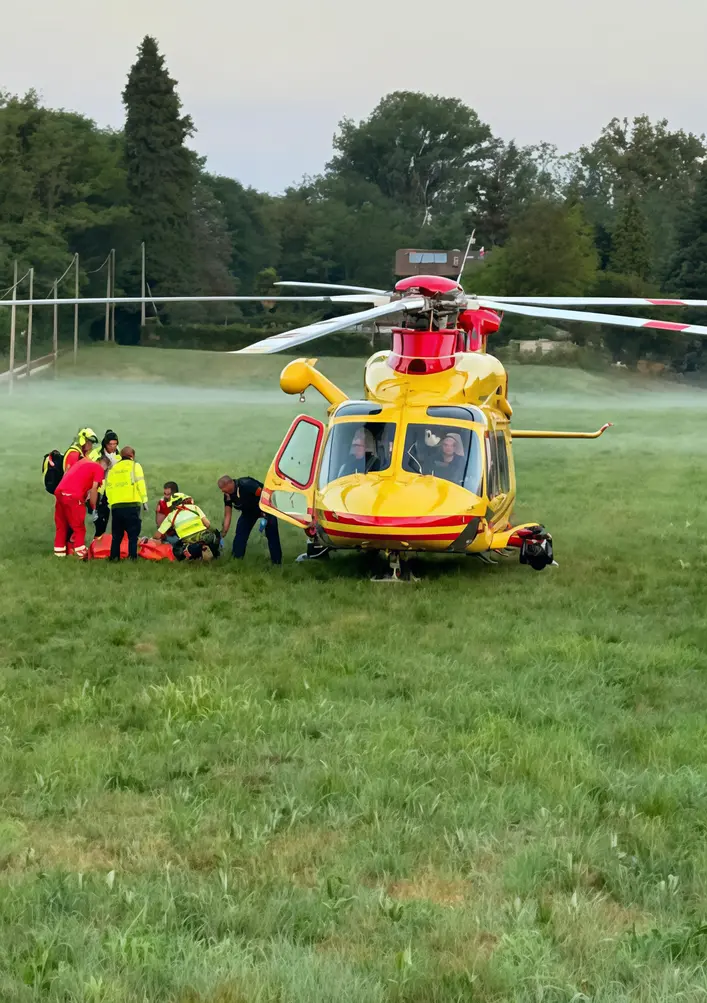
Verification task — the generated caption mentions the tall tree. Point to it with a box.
[206,175,280,291]
[475,198,598,297]
[122,36,197,297]
[573,116,705,278]
[474,140,540,247]
[328,91,494,224]
[665,163,707,299]
[610,192,651,279]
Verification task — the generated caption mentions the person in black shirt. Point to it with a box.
[218,475,282,565]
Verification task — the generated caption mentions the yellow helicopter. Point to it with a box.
[10,256,707,579]
[228,256,707,580]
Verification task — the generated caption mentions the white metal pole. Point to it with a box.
[104,265,110,342]
[140,242,146,328]
[52,280,58,375]
[110,248,116,342]
[26,268,33,377]
[73,253,79,364]
[8,260,17,393]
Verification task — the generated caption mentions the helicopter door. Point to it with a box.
[260,415,325,529]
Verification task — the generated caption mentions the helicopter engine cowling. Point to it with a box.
[457,308,502,352]
[389,329,459,375]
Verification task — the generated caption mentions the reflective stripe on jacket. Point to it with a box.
[63,445,82,472]
[160,504,207,540]
[106,459,148,506]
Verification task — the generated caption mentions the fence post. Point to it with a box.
[110,248,116,342]
[104,265,110,342]
[52,280,58,375]
[140,242,146,328]
[26,268,33,378]
[8,260,17,394]
[73,253,79,364]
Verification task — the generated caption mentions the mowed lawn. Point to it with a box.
[1,344,707,1002]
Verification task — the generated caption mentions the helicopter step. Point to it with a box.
[473,551,499,566]
[371,550,419,583]
[295,540,331,562]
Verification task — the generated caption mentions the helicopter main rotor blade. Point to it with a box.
[276,280,391,296]
[487,296,707,307]
[232,297,425,355]
[0,294,383,308]
[477,298,707,338]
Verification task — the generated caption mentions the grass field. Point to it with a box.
[1,344,707,1002]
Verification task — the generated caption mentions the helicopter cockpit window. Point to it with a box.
[427,405,486,425]
[334,402,383,417]
[402,424,483,494]
[318,422,396,487]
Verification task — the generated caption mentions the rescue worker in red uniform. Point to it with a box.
[54,455,109,559]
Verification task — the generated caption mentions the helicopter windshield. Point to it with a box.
[402,424,483,494]
[319,421,396,487]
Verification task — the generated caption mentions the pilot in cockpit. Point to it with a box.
[337,427,381,477]
[432,432,466,483]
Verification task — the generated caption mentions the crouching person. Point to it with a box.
[151,493,220,562]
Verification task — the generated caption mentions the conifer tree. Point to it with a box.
[610,192,651,279]
[122,36,196,296]
[665,164,707,298]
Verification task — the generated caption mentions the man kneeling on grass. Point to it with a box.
[147,493,220,562]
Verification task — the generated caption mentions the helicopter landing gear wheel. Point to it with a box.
[371,551,419,583]
[518,527,557,571]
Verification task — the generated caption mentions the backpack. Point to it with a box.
[42,449,65,495]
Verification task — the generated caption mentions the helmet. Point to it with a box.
[166,492,191,509]
[77,427,98,447]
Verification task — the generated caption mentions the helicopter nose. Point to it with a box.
[317,477,483,550]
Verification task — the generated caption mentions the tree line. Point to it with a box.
[1,35,707,366]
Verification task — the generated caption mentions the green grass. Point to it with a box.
[1,343,707,1002]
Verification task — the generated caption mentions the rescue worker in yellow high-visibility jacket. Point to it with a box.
[149,492,221,562]
[105,445,148,561]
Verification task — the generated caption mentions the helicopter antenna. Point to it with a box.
[457,230,476,285]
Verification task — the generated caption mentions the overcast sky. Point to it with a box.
[2,0,705,193]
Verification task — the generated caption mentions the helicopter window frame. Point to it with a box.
[401,421,484,495]
[426,405,486,425]
[334,401,384,417]
[274,415,325,491]
[318,418,397,488]
[486,429,510,498]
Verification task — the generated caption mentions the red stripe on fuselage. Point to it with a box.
[648,299,685,306]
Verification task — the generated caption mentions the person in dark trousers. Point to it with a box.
[106,446,148,561]
[218,475,282,565]
[90,429,120,537]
